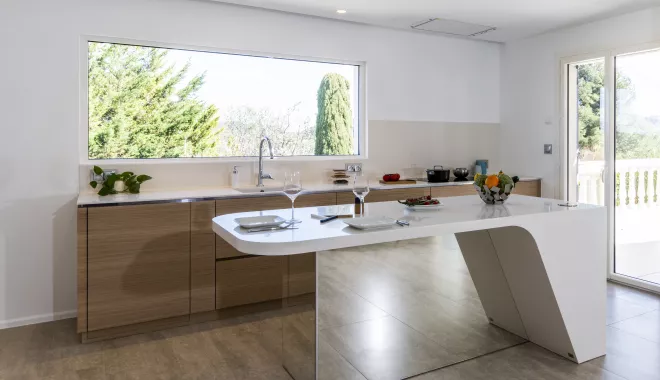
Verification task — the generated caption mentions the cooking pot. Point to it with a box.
[453,168,469,180]
[426,166,451,183]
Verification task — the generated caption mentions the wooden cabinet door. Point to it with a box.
[216,256,287,309]
[338,188,431,204]
[87,203,191,331]
[215,193,336,259]
[431,185,475,198]
[191,201,216,314]
[368,188,431,203]
[514,180,541,197]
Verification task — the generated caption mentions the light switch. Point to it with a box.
[544,144,553,154]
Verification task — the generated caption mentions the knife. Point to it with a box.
[247,224,298,233]
[320,215,339,224]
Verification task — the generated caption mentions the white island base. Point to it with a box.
[212,195,607,380]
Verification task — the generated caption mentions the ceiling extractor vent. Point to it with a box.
[411,18,496,37]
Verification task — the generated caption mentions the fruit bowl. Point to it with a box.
[474,172,519,204]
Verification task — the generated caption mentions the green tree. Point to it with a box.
[222,103,315,156]
[314,73,354,155]
[575,62,660,159]
[88,42,220,159]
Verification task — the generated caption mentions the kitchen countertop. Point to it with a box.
[77,177,541,207]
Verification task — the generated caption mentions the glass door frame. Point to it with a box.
[560,43,660,294]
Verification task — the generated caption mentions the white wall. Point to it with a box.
[0,0,500,326]
[500,6,660,198]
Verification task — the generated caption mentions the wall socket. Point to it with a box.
[345,163,363,173]
[90,168,117,183]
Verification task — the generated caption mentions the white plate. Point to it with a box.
[406,203,443,211]
[343,216,397,230]
[235,215,287,229]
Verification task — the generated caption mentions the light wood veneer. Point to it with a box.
[87,203,191,331]
[77,208,87,333]
[337,187,431,205]
[216,256,287,309]
[191,201,216,314]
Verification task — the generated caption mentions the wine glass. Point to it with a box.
[283,171,303,224]
[353,175,370,216]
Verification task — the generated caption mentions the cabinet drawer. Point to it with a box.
[368,188,430,203]
[514,180,541,197]
[431,185,475,198]
[338,188,431,204]
[216,256,287,309]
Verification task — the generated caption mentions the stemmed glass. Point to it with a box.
[283,171,303,224]
[353,175,370,216]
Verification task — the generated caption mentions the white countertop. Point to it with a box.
[77,177,540,206]
[211,195,599,256]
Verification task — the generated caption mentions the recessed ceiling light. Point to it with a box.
[336,10,347,14]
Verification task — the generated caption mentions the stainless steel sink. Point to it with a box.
[234,187,283,194]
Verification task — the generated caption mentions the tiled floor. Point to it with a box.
[0,236,658,379]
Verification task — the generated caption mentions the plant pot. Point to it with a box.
[114,180,126,192]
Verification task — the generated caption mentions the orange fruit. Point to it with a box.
[485,175,500,189]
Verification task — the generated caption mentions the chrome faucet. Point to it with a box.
[257,136,274,187]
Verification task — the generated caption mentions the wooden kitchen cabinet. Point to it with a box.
[216,256,287,309]
[191,201,216,314]
[432,179,542,198]
[337,187,430,204]
[86,203,191,331]
[432,185,474,198]
[514,180,541,197]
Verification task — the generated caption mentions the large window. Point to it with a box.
[85,40,362,160]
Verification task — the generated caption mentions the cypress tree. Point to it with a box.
[314,73,354,155]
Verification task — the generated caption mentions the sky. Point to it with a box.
[164,47,359,131]
[616,49,660,119]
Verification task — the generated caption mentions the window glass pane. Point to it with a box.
[614,49,660,285]
[88,41,360,159]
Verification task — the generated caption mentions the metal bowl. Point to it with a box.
[453,168,469,179]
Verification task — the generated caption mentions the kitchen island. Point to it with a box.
[213,195,606,380]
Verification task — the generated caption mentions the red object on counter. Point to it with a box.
[383,173,401,182]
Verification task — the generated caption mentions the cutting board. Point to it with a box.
[379,180,417,185]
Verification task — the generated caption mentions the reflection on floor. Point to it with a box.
[317,236,525,380]
[615,207,660,285]
[0,236,658,379]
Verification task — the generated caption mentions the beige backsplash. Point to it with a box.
[79,120,501,193]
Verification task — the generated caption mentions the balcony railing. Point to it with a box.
[577,159,660,207]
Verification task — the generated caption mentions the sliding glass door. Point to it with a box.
[613,48,660,288]
[565,58,606,206]
[563,45,660,293]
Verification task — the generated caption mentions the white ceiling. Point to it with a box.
[211,0,659,42]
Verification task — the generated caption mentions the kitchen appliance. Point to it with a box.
[453,168,469,180]
[426,166,451,183]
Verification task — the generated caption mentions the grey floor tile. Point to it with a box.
[610,310,660,343]
[607,293,656,325]
[413,343,625,380]
[321,316,464,380]
[591,326,660,380]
